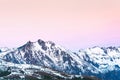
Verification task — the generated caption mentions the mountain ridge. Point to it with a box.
[0,39,120,80]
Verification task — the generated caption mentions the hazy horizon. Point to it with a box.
[0,0,120,51]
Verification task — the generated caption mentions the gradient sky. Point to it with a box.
[0,0,120,51]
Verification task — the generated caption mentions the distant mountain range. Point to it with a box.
[0,39,120,80]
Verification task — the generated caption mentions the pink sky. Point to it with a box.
[0,0,120,51]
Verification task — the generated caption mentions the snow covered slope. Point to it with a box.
[0,58,78,80]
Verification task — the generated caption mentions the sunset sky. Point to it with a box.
[0,0,120,51]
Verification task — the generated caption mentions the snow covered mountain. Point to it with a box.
[77,46,120,80]
[77,46,120,72]
[1,39,84,74]
[0,39,120,80]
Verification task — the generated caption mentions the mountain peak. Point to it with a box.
[37,39,45,46]
[27,40,32,44]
